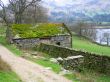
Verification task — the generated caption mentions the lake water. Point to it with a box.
[95,29,110,45]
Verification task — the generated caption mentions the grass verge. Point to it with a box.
[0,57,21,82]
[0,25,22,56]
[0,72,21,82]
[0,26,22,82]
[0,36,22,56]
[26,56,62,73]
[24,55,78,82]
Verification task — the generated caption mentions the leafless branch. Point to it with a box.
[0,0,10,26]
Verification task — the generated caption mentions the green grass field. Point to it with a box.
[0,72,21,82]
[72,35,110,56]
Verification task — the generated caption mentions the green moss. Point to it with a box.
[12,23,68,38]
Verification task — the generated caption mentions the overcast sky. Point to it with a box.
[2,0,110,6]
[2,0,110,16]
[2,0,8,5]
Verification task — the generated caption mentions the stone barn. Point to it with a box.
[10,23,72,49]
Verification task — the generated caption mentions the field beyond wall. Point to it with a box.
[72,35,110,56]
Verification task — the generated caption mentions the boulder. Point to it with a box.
[45,67,52,70]
[50,58,58,63]
[57,57,63,61]
[59,68,71,75]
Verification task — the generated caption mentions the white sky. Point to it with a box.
[1,0,110,16]
[2,0,9,5]
[2,0,110,7]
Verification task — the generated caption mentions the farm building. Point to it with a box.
[9,23,72,49]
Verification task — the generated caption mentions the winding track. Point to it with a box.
[0,45,72,82]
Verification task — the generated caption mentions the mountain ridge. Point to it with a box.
[42,0,110,22]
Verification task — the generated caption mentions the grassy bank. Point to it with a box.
[0,57,21,82]
[0,26,22,82]
[72,35,110,56]
[0,36,22,56]
[0,72,21,82]
[25,55,62,73]
[0,26,22,56]
[24,54,79,82]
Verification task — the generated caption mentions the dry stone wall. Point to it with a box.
[36,43,110,75]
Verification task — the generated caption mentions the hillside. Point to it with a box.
[72,35,110,56]
[43,0,110,22]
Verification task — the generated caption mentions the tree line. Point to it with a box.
[0,0,48,25]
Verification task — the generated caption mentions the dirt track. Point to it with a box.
[0,45,72,82]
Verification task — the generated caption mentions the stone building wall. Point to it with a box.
[13,35,71,49]
[51,35,71,48]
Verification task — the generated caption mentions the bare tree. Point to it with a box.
[103,32,110,46]
[8,0,41,24]
[22,3,48,24]
[70,21,97,41]
[0,0,13,43]
[0,0,48,24]
[0,0,9,26]
[71,21,88,36]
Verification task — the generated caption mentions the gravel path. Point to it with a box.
[0,45,72,82]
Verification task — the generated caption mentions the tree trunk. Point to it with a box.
[79,27,82,36]
[15,13,22,24]
[6,26,13,43]
[107,38,109,46]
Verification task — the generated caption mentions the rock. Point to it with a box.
[24,53,31,56]
[59,68,71,75]
[64,55,83,60]
[50,58,58,63]
[14,34,21,39]
[45,67,52,70]
[57,57,63,61]
[31,52,38,56]
[32,56,38,59]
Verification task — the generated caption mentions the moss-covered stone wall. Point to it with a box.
[36,43,110,75]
